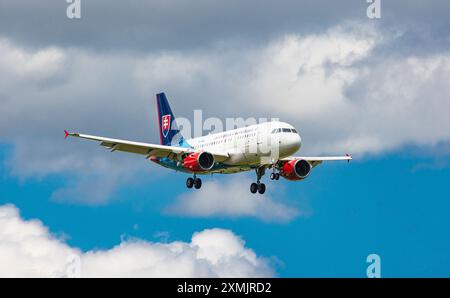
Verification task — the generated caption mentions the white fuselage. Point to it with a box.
[186,121,301,166]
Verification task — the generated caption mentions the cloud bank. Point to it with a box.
[1,22,450,204]
[0,204,274,277]
[166,177,301,223]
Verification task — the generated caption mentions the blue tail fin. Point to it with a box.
[156,92,188,147]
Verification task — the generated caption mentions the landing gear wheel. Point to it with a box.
[258,183,266,194]
[270,172,280,181]
[186,177,194,188]
[250,183,258,194]
[194,178,202,189]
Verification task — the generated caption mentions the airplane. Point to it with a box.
[65,92,352,194]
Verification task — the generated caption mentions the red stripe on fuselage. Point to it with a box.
[156,95,163,144]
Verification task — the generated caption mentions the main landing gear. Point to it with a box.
[250,182,265,194]
[250,167,266,194]
[186,174,202,189]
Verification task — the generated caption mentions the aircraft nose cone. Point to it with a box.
[291,134,301,151]
[283,133,301,155]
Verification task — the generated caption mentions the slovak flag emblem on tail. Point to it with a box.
[161,114,171,138]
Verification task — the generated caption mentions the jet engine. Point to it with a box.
[183,152,215,172]
[281,159,312,180]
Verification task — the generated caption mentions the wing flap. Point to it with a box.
[280,155,352,168]
[99,140,164,155]
[67,131,229,162]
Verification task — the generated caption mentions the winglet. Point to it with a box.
[64,130,70,139]
[346,153,352,163]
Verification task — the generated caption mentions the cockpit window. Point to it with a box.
[272,128,298,133]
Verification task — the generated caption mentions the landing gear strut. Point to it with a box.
[250,167,266,194]
[186,174,202,190]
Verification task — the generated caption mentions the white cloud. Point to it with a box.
[166,177,301,223]
[0,204,274,277]
[0,38,66,87]
[1,22,450,203]
[244,24,378,118]
[237,25,450,155]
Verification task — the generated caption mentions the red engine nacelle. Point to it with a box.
[183,152,215,172]
[281,159,312,181]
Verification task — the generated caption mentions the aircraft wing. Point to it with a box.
[280,155,352,168]
[64,130,229,162]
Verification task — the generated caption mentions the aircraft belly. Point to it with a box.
[223,152,247,165]
[153,157,252,175]
[244,152,260,164]
[210,167,252,174]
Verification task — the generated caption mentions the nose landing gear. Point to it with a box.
[269,172,280,180]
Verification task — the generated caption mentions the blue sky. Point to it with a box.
[0,0,450,277]
[1,143,449,276]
